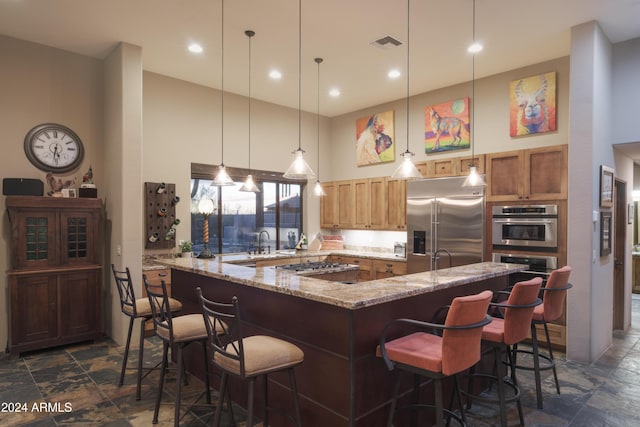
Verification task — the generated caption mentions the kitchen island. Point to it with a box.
[156,256,525,426]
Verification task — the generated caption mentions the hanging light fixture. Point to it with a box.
[313,57,325,196]
[462,0,487,188]
[284,0,316,180]
[239,30,260,193]
[391,0,423,180]
[212,0,234,187]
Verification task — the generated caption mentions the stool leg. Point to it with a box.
[174,344,183,427]
[434,377,444,427]
[453,374,466,425]
[247,377,256,427]
[213,372,228,427]
[531,323,543,409]
[153,342,169,424]
[119,316,134,387]
[202,340,211,404]
[263,373,269,427]
[543,322,561,395]
[289,369,302,427]
[387,371,401,427]
[494,347,508,427]
[136,317,146,400]
[507,345,524,426]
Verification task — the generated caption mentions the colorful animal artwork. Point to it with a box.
[355,110,395,166]
[424,98,470,153]
[509,71,557,137]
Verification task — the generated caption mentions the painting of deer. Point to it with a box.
[509,71,557,137]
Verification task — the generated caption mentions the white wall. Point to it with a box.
[613,38,640,145]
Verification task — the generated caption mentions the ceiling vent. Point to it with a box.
[370,35,403,50]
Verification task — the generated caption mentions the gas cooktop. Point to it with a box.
[276,261,353,273]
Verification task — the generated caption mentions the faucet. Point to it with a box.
[432,248,452,272]
[258,230,270,254]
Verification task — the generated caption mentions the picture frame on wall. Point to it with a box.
[600,211,612,257]
[599,165,614,208]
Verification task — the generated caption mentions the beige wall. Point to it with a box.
[0,35,104,352]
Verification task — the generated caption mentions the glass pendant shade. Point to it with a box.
[391,150,423,180]
[462,165,486,187]
[284,148,315,180]
[239,174,260,192]
[212,164,234,186]
[314,180,325,196]
[198,198,215,215]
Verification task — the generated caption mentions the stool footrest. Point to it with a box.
[461,373,521,405]
[392,403,466,427]
[513,349,555,372]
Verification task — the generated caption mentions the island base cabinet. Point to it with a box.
[9,268,101,357]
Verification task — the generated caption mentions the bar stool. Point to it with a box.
[377,290,493,427]
[144,275,211,427]
[196,288,305,427]
[514,266,572,409]
[111,264,183,400]
[466,277,542,427]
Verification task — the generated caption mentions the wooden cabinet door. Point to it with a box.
[341,256,373,282]
[387,179,407,230]
[11,274,58,345]
[353,179,371,229]
[373,260,407,279]
[524,145,568,200]
[457,154,485,176]
[426,158,457,178]
[59,270,100,337]
[486,150,525,201]
[320,182,338,229]
[60,210,99,266]
[368,177,387,230]
[10,210,59,270]
[336,180,355,228]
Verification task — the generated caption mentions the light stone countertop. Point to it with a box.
[153,255,526,310]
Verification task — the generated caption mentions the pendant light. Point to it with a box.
[462,0,487,188]
[391,0,423,180]
[212,0,234,187]
[239,30,260,193]
[284,0,316,180]
[313,57,325,196]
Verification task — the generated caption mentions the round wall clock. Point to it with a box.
[24,123,84,173]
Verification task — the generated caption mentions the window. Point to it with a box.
[190,164,304,255]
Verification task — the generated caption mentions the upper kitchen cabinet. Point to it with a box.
[320,180,355,229]
[386,178,407,230]
[486,145,567,201]
[420,154,485,178]
[353,177,387,230]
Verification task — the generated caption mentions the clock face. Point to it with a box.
[24,123,84,173]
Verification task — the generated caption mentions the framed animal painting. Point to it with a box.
[424,98,470,153]
[509,71,557,137]
[355,110,395,166]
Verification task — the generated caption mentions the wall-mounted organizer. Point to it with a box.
[145,181,180,249]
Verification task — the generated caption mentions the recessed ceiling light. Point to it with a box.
[388,69,401,79]
[329,88,340,97]
[188,43,203,54]
[467,42,483,54]
[269,70,282,80]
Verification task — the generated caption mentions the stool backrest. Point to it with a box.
[143,274,175,343]
[197,288,245,376]
[542,266,572,322]
[504,277,543,345]
[112,264,137,317]
[442,290,493,376]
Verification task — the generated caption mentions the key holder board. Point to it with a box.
[145,182,179,249]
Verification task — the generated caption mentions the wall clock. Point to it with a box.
[24,123,84,173]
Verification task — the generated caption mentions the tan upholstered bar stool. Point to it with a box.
[197,288,305,427]
[111,264,182,400]
[514,266,572,409]
[377,290,493,427]
[144,275,211,427]
[466,277,542,427]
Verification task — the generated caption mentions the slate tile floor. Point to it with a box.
[1,295,640,426]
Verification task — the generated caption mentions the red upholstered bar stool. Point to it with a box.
[376,290,493,427]
[196,288,305,427]
[466,277,542,427]
[144,276,211,427]
[111,264,183,400]
[514,266,572,409]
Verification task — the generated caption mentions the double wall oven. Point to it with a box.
[491,204,559,283]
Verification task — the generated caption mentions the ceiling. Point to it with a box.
[1,0,640,118]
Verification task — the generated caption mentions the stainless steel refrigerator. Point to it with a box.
[407,176,485,274]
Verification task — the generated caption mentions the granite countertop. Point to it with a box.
[153,256,526,310]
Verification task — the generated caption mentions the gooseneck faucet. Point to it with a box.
[258,230,270,254]
[432,248,452,272]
